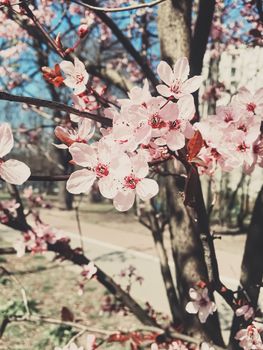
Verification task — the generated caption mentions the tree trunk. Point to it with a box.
[158,0,224,344]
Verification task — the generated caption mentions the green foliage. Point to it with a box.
[36,325,77,349]
[0,275,10,286]
[0,299,39,318]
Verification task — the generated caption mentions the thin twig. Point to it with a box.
[74,0,167,12]
[75,195,84,251]
[0,266,30,316]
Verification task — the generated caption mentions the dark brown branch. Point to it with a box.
[146,206,182,325]
[28,175,70,181]
[81,0,158,88]
[189,0,216,113]
[74,0,167,12]
[0,92,112,127]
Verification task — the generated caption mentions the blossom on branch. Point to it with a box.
[59,57,89,95]
[185,287,216,323]
[0,123,30,185]
[235,324,263,350]
[156,57,203,99]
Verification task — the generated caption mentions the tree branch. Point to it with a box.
[74,0,167,12]
[81,0,158,87]
[0,92,112,127]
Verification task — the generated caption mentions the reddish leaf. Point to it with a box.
[61,306,74,322]
[187,131,203,161]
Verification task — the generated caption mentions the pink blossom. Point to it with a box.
[81,262,97,280]
[156,95,195,151]
[59,57,89,95]
[235,304,254,321]
[54,119,94,149]
[0,123,31,185]
[185,287,217,323]
[113,154,159,212]
[233,87,263,116]
[67,140,130,199]
[0,199,20,213]
[156,57,203,99]
[235,324,263,350]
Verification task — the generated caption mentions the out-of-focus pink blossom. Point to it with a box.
[235,324,263,350]
[185,287,216,323]
[235,304,254,321]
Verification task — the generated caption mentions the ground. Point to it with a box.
[0,236,144,350]
[0,195,255,349]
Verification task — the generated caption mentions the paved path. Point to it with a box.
[1,207,261,342]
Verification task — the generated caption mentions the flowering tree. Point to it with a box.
[0,1,263,350]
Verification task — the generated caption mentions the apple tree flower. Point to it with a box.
[0,123,30,185]
[185,287,216,323]
[59,57,89,95]
[156,57,203,99]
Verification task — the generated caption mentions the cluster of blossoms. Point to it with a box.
[55,57,203,211]
[13,224,69,257]
[151,341,215,350]
[195,87,263,175]
[235,323,263,350]
[0,199,20,223]
[56,54,263,213]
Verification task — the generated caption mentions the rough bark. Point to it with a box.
[165,164,224,345]
[157,0,191,65]
[158,0,224,344]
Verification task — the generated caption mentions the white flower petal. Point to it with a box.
[0,123,14,158]
[66,169,96,194]
[136,178,159,201]
[0,159,30,185]
[113,190,135,212]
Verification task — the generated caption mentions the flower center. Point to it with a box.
[211,148,221,159]
[124,175,140,189]
[199,298,208,307]
[247,102,256,113]
[95,163,109,177]
[76,74,84,84]
[149,114,166,129]
[169,120,181,130]
[237,123,247,132]
[170,80,181,94]
[224,113,233,123]
[237,142,249,152]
